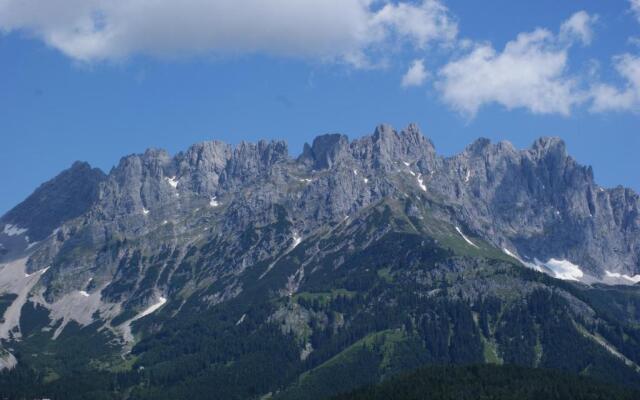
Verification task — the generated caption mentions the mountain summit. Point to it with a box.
[1,124,640,399]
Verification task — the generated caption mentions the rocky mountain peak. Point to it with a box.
[530,136,567,159]
[69,160,94,171]
[300,133,350,170]
[464,137,493,155]
[350,123,436,172]
[3,123,640,286]
[181,140,231,170]
[176,141,232,194]
[226,139,289,180]
[3,124,640,398]
[0,161,105,244]
[371,123,396,141]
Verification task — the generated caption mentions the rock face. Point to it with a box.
[1,123,640,398]
[0,162,105,265]
[1,161,106,243]
[430,136,640,279]
[1,124,638,304]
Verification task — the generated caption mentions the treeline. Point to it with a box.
[332,364,640,400]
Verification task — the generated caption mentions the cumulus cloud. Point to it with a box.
[437,11,595,117]
[631,0,640,23]
[629,36,640,47]
[0,0,456,65]
[588,2,640,113]
[401,59,429,87]
[559,10,597,45]
[591,54,640,112]
[5,0,636,118]
[370,1,457,49]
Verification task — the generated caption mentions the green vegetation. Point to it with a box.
[481,337,502,364]
[332,364,640,400]
[2,201,640,399]
[0,293,17,323]
[377,267,393,283]
[294,289,356,307]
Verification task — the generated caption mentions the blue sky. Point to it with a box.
[1,0,639,215]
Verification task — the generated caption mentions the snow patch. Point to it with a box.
[298,178,312,184]
[363,177,369,183]
[605,271,640,284]
[118,296,167,343]
[236,313,246,326]
[464,169,471,183]
[541,258,584,281]
[209,196,220,207]
[402,161,410,167]
[165,176,178,189]
[502,249,635,285]
[502,248,544,273]
[300,342,313,361]
[142,208,150,215]
[502,249,585,281]
[259,234,303,280]
[292,233,302,249]
[417,175,427,192]
[79,290,90,297]
[3,224,27,236]
[353,169,358,176]
[135,297,167,320]
[24,266,49,279]
[455,227,478,248]
[502,248,518,259]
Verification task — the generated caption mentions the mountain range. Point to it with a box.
[1,124,640,399]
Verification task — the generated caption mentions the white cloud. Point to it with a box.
[6,1,637,118]
[631,0,640,23]
[437,12,595,117]
[401,59,429,87]
[591,54,640,112]
[586,2,639,113]
[0,0,456,65]
[560,10,597,45]
[370,1,457,49]
[588,1,640,113]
